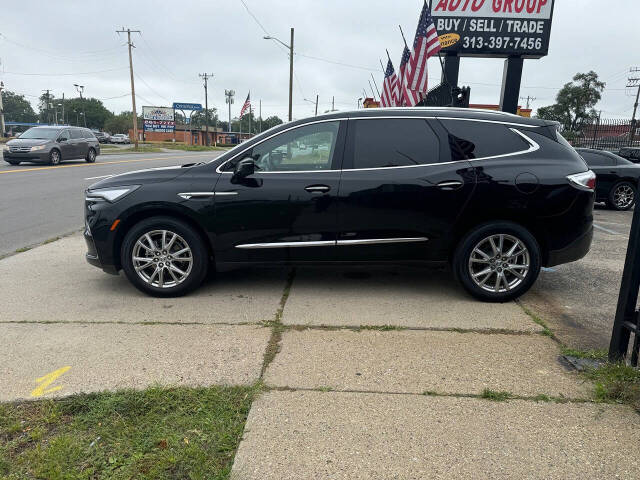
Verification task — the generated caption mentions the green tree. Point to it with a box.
[260,115,283,131]
[536,71,606,137]
[1,90,38,123]
[103,111,141,134]
[38,94,113,129]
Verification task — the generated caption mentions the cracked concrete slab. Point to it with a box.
[231,390,640,480]
[0,322,270,401]
[265,329,590,398]
[0,235,287,324]
[283,267,540,331]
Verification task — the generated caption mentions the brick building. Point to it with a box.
[129,125,253,145]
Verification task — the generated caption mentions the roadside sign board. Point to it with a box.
[432,0,555,58]
[142,106,175,133]
[172,102,203,111]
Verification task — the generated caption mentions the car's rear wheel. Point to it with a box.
[49,149,61,165]
[85,147,96,163]
[453,222,541,302]
[121,217,209,297]
[607,181,635,210]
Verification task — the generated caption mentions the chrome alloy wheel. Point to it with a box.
[132,230,193,289]
[614,184,634,209]
[468,234,530,293]
[50,150,60,165]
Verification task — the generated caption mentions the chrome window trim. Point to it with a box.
[235,237,428,249]
[216,117,541,175]
[215,118,348,174]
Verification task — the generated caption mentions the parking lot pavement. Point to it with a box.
[231,391,640,480]
[0,235,287,324]
[283,267,541,332]
[0,323,269,402]
[521,207,631,349]
[264,329,590,398]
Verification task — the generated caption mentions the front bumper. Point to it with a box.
[84,226,119,274]
[3,150,50,163]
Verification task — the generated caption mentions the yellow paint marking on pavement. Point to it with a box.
[30,366,71,397]
[0,153,214,175]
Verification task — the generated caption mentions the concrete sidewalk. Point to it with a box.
[2,235,640,478]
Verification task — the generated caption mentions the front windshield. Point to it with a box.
[19,128,60,140]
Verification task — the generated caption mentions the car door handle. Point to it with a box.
[305,184,331,193]
[437,180,463,190]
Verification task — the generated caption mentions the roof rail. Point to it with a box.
[339,107,523,118]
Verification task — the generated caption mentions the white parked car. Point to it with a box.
[110,134,130,144]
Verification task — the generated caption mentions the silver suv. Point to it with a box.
[2,126,101,166]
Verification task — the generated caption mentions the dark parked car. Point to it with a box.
[576,148,640,210]
[3,126,100,165]
[93,131,111,144]
[618,147,640,163]
[84,108,594,301]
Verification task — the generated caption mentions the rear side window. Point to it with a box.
[440,119,530,160]
[351,119,440,169]
[71,128,85,139]
[580,151,614,167]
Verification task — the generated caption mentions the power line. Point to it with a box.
[134,73,171,104]
[0,67,127,76]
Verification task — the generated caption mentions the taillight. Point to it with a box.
[567,170,596,192]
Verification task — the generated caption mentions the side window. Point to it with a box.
[84,129,95,139]
[351,119,440,169]
[250,121,340,172]
[58,129,71,141]
[70,128,84,139]
[440,120,530,159]
[581,152,613,167]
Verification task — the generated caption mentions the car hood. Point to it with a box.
[6,138,49,147]
[88,165,190,189]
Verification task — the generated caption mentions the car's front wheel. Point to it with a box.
[608,181,635,210]
[121,217,209,297]
[5,160,20,165]
[453,222,541,302]
[49,149,61,165]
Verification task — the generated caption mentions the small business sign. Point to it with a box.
[432,0,554,58]
[172,102,203,111]
[142,106,175,133]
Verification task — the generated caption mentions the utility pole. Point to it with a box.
[74,84,86,127]
[288,28,294,122]
[0,81,5,137]
[314,94,318,116]
[42,89,51,124]
[519,95,536,110]
[225,89,235,134]
[628,68,640,146]
[199,73,214,145]
[259,99,262,133]
[61,93,65,125]
[117,27,141,148]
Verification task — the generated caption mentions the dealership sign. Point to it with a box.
[142,106,175,133]
[432,0,554,58]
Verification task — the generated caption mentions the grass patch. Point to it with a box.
[356,325,405,332]
[517,303,554,337]
[480,389,513,401]
[585,363,640,410]
[561,348,608,360]
[13,247,31,254]
[532,394,552,402]
[101,146,163,155]
[0,385,257,479]
[158,144,230,152]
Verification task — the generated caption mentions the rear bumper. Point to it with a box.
[545,225,593,267]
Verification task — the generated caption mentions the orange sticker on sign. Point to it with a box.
[439,33,461,48]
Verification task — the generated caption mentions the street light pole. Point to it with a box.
[263,28,294,122]
[74,84,86,127]
[199,73,214,146]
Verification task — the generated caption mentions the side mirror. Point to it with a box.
[232,157,256,181]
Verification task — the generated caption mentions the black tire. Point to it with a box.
[49,149,61,165]
[453,221,541,302]
[607,181,635,211]
[121,216,209,297]
[5,160,20,165]
[85,147,96,163]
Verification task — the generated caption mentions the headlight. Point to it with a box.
[30,145,46,151]
[85,185,141,203]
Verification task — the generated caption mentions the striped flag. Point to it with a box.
[399,46,422,107]
[239,92,251,117]
[406,2,441,95]
[380,59,400,108]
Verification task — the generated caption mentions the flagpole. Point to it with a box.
[379,59,386,74]
[425,0,449,88]
[368,79,377,101]
[370,73,381,99]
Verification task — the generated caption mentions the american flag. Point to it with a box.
[380,59,400,108]
[406,3,441,94]
[239,92,251,117]
[399,46,422,107]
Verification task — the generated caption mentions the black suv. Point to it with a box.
[3,126,100,165]
[84,108,594,302]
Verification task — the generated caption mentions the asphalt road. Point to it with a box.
[0,150,223,257]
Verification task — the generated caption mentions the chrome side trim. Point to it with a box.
[235,237,428,249]
[235,240,335,249]
[178,192,238,200]
[437,181,463,187]
[336,237,428,246]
